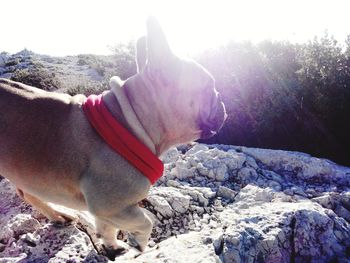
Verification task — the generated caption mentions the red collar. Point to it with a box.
[82,94,164,184]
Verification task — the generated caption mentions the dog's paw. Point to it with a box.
[48,211,76,226]
[128,235,147,252]
[101,241,129,260]
[117,230,128,241]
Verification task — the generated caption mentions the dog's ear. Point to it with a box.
[146,16,173,70]
[136,36,147,73]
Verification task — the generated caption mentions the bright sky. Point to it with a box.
[1,0,349,56]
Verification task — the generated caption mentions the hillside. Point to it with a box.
[0,50,114,95]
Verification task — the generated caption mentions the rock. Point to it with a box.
[1,143,350,262]
[171,160,196,180]
[149,187,191,214]
[180,186,215,207]
[161,147,180,164]
[237,167,259,185]
[166,179,182,188]
[238,147,350,187]
[217,186,237,201]
[149,240,156,247]
[226,150,246,170]
[186,143,209,155]
[0,253,28,263]
[261,169,284,183]
[268,180,282,191]
[21,232,39,247]
[219,189,350,262]
[235,184,275,203]
[171,194,190,214]
[148,195,174,218]
[0,214,40,243]
[246,156,259,169]
[119,231,221,262]
[214,164,228,181]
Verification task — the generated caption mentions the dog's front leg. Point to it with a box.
[95,217,129,258]
[112,205,153,252]
[96,205,153,253]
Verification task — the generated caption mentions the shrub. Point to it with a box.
[66,82,105,96]
[5,58,20,67]
[197,34,350,166]
[11,67,61,91]
[76,42,137,83]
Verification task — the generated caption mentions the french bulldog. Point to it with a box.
[0,17,226,256]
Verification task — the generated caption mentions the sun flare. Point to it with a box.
[0,0,349,56]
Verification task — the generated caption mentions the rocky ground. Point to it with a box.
[1,143,350,262]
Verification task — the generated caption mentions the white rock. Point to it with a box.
[121,232,219,262]
[237,167,258,184]
[148,240,156,247]
[214,164,228,181]
[147,195,174,218]
[0,214,40,243]
[197,162,209,176]
[172,160,196,180]
[246,156,259,169]
[166,179,182,188]
[238,147,350,186]
[161,147,180,164]
[217,186,237,201]
[149,187,191,214]
[187,143,209,155]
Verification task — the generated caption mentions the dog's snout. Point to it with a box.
[199,94,227,139]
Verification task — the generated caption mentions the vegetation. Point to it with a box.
[68,42,136,95]
[11,65,61,91]
[5,35,349,166]
[196,34,350,166]
[66,82,105,96]
[76,42,136,83]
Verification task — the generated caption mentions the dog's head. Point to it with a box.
[111,17,227,153]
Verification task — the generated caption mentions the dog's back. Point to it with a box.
[0,79,88,206]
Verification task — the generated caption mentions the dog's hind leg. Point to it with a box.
[16,188,75,224]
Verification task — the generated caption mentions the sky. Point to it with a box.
[1,0,349,56]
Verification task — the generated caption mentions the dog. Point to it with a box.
[0,17,226,255]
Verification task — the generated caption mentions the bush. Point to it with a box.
[11,67,61,91]
[197,33,350,166]
[5,58,20,67]
[66,83,105,96]
[76,44,136,82]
